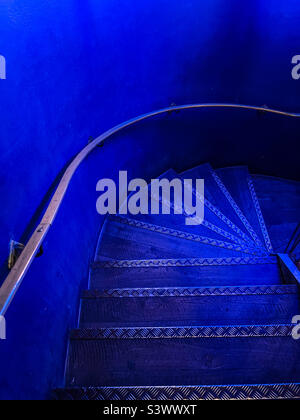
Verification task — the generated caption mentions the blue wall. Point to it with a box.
[0,0,300,399]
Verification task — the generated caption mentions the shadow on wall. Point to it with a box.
[180,0,261,103]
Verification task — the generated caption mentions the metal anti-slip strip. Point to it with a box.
[93,255,277,268]
[82,285,297,298]
[55,383,300,400]
[70,324,293,339]
[247,176,274,253]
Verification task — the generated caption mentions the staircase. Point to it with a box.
[55,164,300,400]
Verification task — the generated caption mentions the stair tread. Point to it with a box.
[252,175,300,253]
[125,167,258,248]
[79,285,299,328]
[90,256,281,288]
[66,325,300,387]
[96,216,265,262]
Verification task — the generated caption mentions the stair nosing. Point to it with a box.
[247,175,274,253]
[53,383,300,400]
[81,284,298,299]
[70,324,294,340]
[92,255,278,268]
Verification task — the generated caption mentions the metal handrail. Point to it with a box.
[1,103,300,316]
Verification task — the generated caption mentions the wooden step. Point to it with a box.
[80,285,299,327]
[96,217,265,262]
[129,167,257,248]
[66,324,300,387]
[90,256,282,289]
[252,175,300,253]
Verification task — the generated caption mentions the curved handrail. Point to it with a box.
[1,103,300,316]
